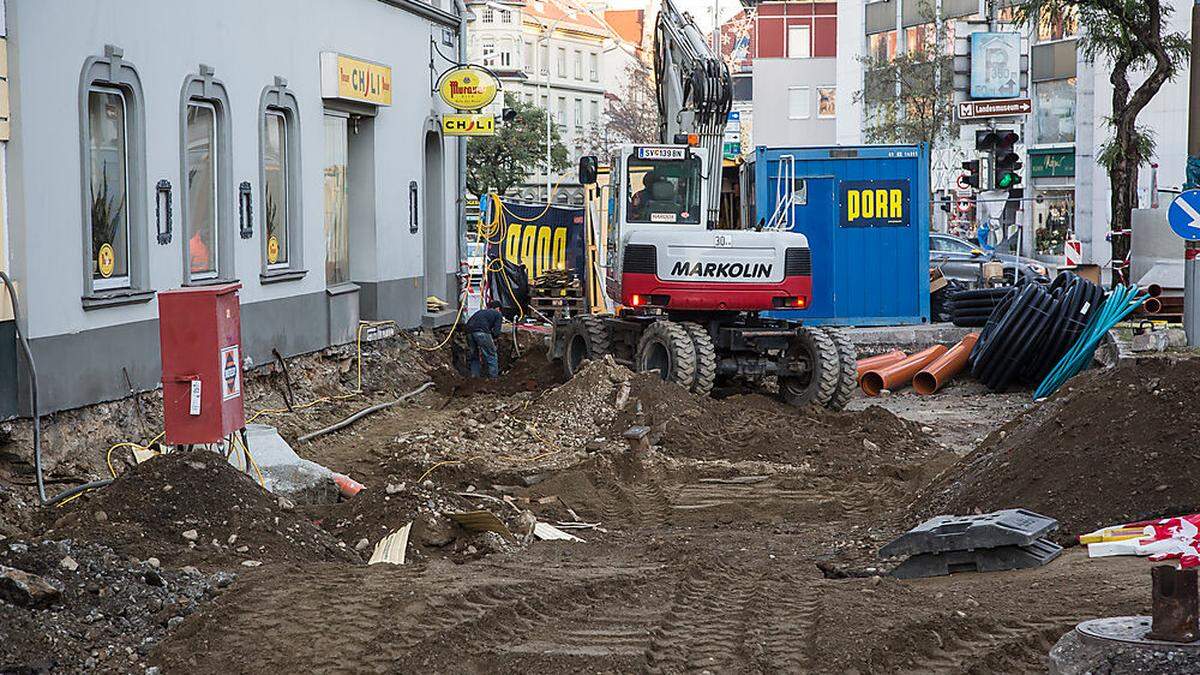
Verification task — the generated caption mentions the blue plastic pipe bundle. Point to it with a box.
[1033,284,1149,399]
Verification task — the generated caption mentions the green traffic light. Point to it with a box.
[997,172,1020,189]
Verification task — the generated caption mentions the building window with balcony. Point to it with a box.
[589,99,599,125]
[481,7,494,23]
[573,50,583,79]
[589,52,599,81]
[540,44,549,74]
[557,47,567,76]
[868,30,898,62]
[1037,5,1078,42]
[573,98,583,130]
[500,9,512,23]
[499,50,512,67]
[79,46,151,306]
[556,96,566,126]
[524,41,534,70]
[481,38,496,66]
[786,24,811,58]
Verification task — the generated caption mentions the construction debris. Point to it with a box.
[367,523,412,565]
[881,509,1062,579]
[532,521,584,543]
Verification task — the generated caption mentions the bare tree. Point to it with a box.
[855,9,958,147]
[579,61,659,161]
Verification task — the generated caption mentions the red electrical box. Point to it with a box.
[158,283,246,445]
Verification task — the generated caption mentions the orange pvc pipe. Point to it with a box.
[860,345,948,397]
[856,350,907,382]
[1143,297,1163,314]
[912,333,979,396]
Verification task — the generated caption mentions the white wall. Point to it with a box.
[835,0,864,145]
[752,58,838,148]
[6,0,459,339]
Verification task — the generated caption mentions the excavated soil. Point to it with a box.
[0,539,235,673]
[1,336,1182,674]
[910,357,1200,543]
[40,452,360,569]
[611,369,941,479]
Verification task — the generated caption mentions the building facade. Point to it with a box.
[467,0,612,205]
[843,0,1193,269]
[0,0,467,418]
[750,57,838,147]
[719,1,839,151]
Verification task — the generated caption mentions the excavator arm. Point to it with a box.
[653,0,732,227]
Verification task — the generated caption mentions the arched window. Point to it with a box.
[79,45,151,307]
[179,65,233,284]
[258,77,305,282]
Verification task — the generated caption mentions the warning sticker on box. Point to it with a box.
[220,345,242,401]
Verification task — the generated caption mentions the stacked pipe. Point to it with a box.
[913,333,979,395]
[969,271,1106,391]
[1138,284,1184,321]
[860,345,946,396]
[931,279,966,323]
[947,287,1012,327]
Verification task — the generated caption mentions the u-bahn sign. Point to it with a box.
[957,98,1032,120]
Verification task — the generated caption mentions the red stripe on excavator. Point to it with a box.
[621,273,812,311]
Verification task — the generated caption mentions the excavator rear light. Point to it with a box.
[631,294,643,306]
[772,296,808,309]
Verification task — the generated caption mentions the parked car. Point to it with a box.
[930,233,1050,287]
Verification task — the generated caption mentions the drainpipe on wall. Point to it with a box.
[454,0,468,290]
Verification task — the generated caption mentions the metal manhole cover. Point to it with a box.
[1077,617,1200,650]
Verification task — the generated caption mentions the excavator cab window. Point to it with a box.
[625,154,702,225]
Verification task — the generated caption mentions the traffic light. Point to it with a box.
[975,129,1022,191]
[961,159,980,190]
[993,131,1022,190]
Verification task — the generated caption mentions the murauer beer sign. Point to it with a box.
[438,66,498,111]
[320,52,392,106]
[839,179,911,228]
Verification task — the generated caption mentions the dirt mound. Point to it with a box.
[0,539,233,673]
[41,451,360,569]
[910,357,1200,542]
[610,370,940,478]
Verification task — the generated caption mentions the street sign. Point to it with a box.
[441,113,495,136]
[1168,190,1200,241]
[969,32,1021,99]
[956,173,971,190]
[957,98,1032,120]
[957,197,972,213]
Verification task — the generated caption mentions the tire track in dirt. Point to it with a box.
[643,559,764,672]
[748,571,823,672]
[895,614,1080,674]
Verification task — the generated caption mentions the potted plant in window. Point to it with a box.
[90,162,125,277]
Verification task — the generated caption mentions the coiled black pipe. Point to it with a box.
[968,271,1105,391]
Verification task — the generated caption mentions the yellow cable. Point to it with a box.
[231,433,266,487]
[417,459,461,483]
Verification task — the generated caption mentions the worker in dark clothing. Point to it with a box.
[465,300,504,378]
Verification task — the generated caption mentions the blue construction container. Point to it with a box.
[753,144,931,326]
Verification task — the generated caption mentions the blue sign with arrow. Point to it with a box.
[1168,189,1200,241]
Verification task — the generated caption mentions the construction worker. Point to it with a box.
[465,300,504,378]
